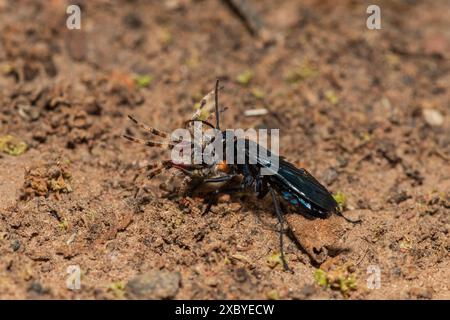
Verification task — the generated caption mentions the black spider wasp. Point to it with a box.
[123,80,359,271]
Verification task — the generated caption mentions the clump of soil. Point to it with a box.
[20,159,72,200]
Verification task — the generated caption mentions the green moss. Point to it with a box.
[236,70,254,86]
[324,90,339,105]
[58,219,69,230]
[159,28,173,44]
[0,135,27,156]
[333,274,357,296]
[285,61,318,84]
[135,74,154,88]
[108,281,126,299]
[384,54,400,67]
[314,266,357,297]
[360,132,371,142]
[333,192,347,211]
[266,289,280,300]
[251,87,265,99]
[314,269,328,287]
[399,237,412,251]
[266,252,284,269]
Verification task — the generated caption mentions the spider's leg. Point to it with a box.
[128,115,187,144]
[146,160,177,179]
[147,166,166,179]
[123,135,175,150]
[127,115,169,138]
[203,175,236,183]
[269,186,292,272]
[130,161,171,197]
[145,161,203,179]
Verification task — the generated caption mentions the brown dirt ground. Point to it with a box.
[0,0,449,300]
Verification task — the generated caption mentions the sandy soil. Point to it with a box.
[0,0,449,299]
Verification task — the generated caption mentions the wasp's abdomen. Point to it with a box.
[280,189,331,218]
[281,190,312,210]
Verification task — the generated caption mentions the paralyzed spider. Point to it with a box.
[123,81,233,196]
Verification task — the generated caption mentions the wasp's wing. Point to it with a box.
[276,159,338,212]
[242,139,338,213]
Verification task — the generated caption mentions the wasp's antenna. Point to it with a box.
[214,79,220,130]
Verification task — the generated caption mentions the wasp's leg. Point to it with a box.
[241,164,254,187]
[255,174,269,198]
[269,186,291,272]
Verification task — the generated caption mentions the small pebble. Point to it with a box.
[11,239,21,251]
[234,268,249,283]
[229,202,242,212]
[409,287,433,299]
[28,281,49,295]
[299,284,317,298]
[244,108,268,117]
[217,194,231,203]
[423,109,444,127]
[125,270,181,300]
[388,190,411,204]
[205,277,219,287]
